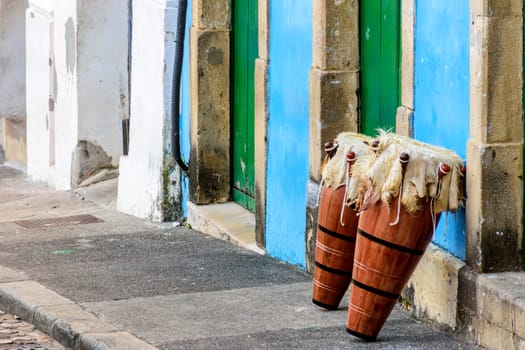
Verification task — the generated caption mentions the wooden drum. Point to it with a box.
[312,184,358,309]
[312,133,372,310]
[346,132,465,340]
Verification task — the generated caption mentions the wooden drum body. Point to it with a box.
[346,198,438,340]
[312,185,359,310]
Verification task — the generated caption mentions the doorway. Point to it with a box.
[231,0,258,211]
[359,0,400,135]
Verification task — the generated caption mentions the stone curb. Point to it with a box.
[0,266,157,350]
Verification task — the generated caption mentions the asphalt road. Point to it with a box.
[0,165,483,349]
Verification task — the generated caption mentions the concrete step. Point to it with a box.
[187,201,264,255]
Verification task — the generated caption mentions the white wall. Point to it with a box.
[0,0,27,118]
[52,0,78,189]
[77,0,128,166]
[117,0,181,221]
[0,0,28,165]
[26,0,129,189]
[26,0,54,182]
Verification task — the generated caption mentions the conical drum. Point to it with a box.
[312,184,358,309]
[312,133,372,310]
[347,198,438,340]
[346,132,465,340]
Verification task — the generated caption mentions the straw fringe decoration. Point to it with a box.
[359,131,465,215]
[320,132,373,207]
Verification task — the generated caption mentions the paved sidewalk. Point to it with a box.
[0,166,482,349]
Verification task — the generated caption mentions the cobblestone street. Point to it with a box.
[0,310,65,350]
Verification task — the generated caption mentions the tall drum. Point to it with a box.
[346,132,465,340]
[312,133,372,310]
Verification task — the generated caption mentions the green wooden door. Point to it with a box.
[232,0,257,211]
[360,0,400,136]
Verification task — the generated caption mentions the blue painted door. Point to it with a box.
[265,1,312,268]
[413,0,470,259]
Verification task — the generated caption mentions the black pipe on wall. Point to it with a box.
[171,0,189,172]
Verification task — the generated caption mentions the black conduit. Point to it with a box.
[171,0,189,172]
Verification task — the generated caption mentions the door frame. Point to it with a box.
[189,0,269,249]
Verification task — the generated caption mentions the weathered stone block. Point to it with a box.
[401,0,415,109]
[3,116,26,166]
[401,244,464,330]
[478,318,515,350]
[190,28,230,204]
[192,0,230,30]
[477,282,514,331]
[466,140,522,272]
[258,0,269,60]
[470,15,523,143]
[312,0,359,70]
[395,106,413,138]
[254,58,268,248]
[515,335,525,350]
[471,0,522,18]
[515,298,525,339]
[309,68,359,181]
[305,179,320,273]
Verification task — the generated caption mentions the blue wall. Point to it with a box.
[265,1,312,268]
[414,0,470,259]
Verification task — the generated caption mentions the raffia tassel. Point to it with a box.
[447,164,462,211]
[360,186,381,212]
[366,149,398,196]
[346,176,361,207]
[382,154,404,200]
[433,166,452,213]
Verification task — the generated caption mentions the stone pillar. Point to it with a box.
[466,0,523,272]
[307,0,360,271]
[117,0,183,221]
[309,0,360,182]
[189,0,231,204]
[0,0,28,166]
[254,0,269,249]
[396,0,415,137]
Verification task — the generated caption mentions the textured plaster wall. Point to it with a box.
[0,0,27,118]
[0,0,28,165]
[76,0,128,170]
[26,0,128,190]
[26,0,54,183]
[117,0,183,221]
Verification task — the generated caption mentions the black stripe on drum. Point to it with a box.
[357,229,425,256]
[346,327,377,342]
[312,298,339,310]
[351,279,399,300]
[315,261,353,276]
[318,224,356,243]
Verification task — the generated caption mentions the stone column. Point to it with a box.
[396,0,415,137]
[307,0,360,271]
[466,0,523,272]
[254,0,269,248]
[309,0,360,182]
[117,0,183,221]
[189,0,231,204]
